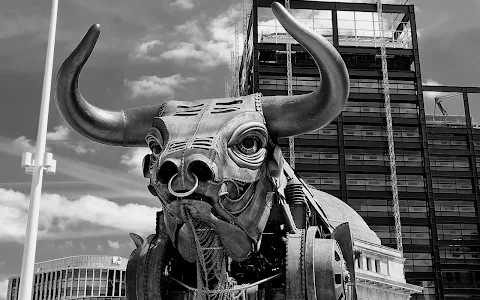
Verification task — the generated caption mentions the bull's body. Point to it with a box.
[54,2,357,299]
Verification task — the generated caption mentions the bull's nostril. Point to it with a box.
[158,161,178,184]
[188,161,213,182]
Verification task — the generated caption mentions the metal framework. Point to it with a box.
[285,0,295,168]
[230,51,235,97]
[235,23,240,97]
[377,0,403,252]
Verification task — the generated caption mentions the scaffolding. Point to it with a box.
[377,0,403,253]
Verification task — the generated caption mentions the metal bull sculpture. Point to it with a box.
[55,2,358,299]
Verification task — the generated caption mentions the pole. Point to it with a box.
[18,1,58,300]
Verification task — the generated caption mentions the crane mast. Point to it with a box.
[434,97,449,116]
[285,0,295,168]
[377,0,403,252]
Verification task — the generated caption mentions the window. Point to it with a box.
[397,175,425,192]
[435,200,476,217]
[93,269,101,297]
[443,271,480,289]
[402,226,431,246]
[349,198,389,218]
[437,224,479,242]
[349,79,415,95]
[432,177,473,194]
[428,133,468,150]
[399,199,427,218]
[290,147,339,165]
[299,172,340,190]
[346,173,389,191]
[337,10,412,49]
[370,225,397,246]
[299,123,338,140]
[404,252,433,273]
[430,155,470,171]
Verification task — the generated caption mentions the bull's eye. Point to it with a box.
[227,123,268,169]
[239,137,259,155]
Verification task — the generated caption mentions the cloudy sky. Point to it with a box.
[1,0,480,298]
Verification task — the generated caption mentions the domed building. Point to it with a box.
[311,189,423,299]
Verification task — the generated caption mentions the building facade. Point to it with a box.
[6,256,128,300]
[238,1,480,299]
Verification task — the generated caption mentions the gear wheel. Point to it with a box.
[285,229,306,300]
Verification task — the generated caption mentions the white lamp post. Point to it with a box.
[18,1,59,300]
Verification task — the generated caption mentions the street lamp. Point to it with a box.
[17,1,59,300]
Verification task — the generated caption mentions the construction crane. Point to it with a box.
[377,0,403,253]
[434,93,460,116]
[285,0,295,168]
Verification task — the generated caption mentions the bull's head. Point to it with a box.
[55,3,349,263]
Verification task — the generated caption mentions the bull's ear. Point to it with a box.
[129,233,144,248]
[142,154,152,178]
[268,146,284,178]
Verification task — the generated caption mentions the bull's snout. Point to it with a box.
[157,157,215,197]
[187,161,213,182]
[158,160,213,184]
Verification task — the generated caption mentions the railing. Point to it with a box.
[258,20,412,49]
[425,115,480,128]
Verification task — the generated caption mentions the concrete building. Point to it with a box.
[6,256,128,300]
[237,1,480,299]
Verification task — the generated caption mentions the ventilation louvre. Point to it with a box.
[191,137,214,150]
[174,103,204,116]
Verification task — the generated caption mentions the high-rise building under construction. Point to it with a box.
[237,1,480,299]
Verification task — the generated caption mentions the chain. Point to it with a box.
[285,0,295,168]
[377,0,403,252]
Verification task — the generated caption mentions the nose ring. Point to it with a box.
[168,173,199,197]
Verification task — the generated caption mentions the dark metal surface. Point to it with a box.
[311,239,347,300]
[54,24,160,147]
[125,212,172,300]
[304,227,319,300]
[332,223,357,300]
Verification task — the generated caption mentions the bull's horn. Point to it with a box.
[55,24,159,147]
[262,2,350,139]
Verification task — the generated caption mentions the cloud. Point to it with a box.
[131,4,243,69]
[0,188,159,243]
[125,74,196,98]
[15,126,94,155]
[0,279,8,300]
[108,240,121,249]
[45,126,95,154]
[422,78,446,100]
[63,143,96,155]
[12,136,36,152]
[130,40,163,61]
[47,125,70,141]
[0,136,153,201]
[46,125,96,154]
[121,148,151,176]
[170,0,194,10]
